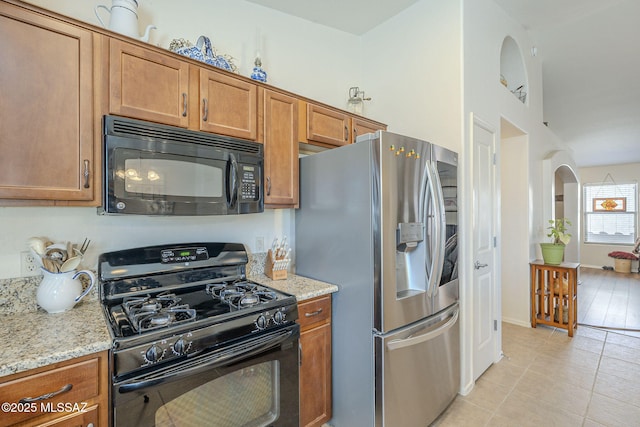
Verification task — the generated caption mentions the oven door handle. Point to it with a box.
[117,328,295,394]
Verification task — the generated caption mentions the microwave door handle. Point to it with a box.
[226,154,238,209]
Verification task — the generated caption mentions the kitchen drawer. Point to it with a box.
[0,357,100,426]
[298,295,331,331]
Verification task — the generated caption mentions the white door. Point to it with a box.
[472,116,497,380]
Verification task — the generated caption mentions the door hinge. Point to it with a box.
[494,320,498,331]
[493,153,496,165]
[493,236,497,248]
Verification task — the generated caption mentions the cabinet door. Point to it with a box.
[0,3,94,201]
[262,89,299,207]
[298,296,332,427]
[109,39,190,127]
[306,103,350,147]
[36,404,99,427]
[199,69,257,140]
[352,116,386,141]
[300,323,332,427]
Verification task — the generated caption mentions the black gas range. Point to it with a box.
[98,242,299,389]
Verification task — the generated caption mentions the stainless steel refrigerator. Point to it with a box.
[295,131,460,427]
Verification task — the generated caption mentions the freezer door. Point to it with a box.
[375,304,460,427]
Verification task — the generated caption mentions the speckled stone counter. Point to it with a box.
[0,256,337,379]
[249,273,339,301]
[0,275,111,378]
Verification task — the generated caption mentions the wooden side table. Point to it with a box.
[530,260,579,336]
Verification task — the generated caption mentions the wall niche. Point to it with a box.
[500,36,528,104]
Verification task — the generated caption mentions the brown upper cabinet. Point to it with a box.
[0,2,97,203]
[303,102,351,147]
[300,101,386,150]
[196,68,258,140]
[109,39,258,140]
[109,38,190,128]
[260,89,299,208]
[352,116,386,141]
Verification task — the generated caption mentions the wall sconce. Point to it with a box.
[347,86,371,114]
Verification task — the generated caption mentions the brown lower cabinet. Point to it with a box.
[298,295,332,427]
[0,351,109,427]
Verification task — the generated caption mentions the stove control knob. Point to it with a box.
[256,314,268,330]
[172,338,190,356]
[144,344,163,364]
[273,310,285,324]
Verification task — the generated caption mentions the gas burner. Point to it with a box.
[123,293,196,332]
[206,281,278,309]
[135,306,196,332]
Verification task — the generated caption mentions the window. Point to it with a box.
[583,182,637,244]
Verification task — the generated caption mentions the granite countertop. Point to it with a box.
[0,272,337,378]
[249,273,339,301]
[0,298,111,377]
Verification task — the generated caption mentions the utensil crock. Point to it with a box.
[36,269,95,314]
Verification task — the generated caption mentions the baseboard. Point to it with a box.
[501,317,530,328]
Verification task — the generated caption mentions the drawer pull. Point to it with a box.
[304,308,323,317]
[18,383,73,403]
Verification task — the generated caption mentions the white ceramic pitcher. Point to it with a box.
[36,269,95,314]
[95,0,156,42]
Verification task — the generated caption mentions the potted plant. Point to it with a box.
[607,251,638,273]
[540,218,571,265]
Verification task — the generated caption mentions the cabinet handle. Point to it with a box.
[304,308,323,317]
[182,93,188,117]
[266,176,271,196]
[353,128,357,141]
[19,383,73,403]
[202,98,209,122]
[83,159,90,189]
[344,125,348,141]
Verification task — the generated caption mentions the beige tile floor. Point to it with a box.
[432,322,640,427]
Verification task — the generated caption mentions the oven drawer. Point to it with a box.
[0,353,106,426]
[298,295,331,331]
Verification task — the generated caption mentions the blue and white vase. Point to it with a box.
[250,57,267,83]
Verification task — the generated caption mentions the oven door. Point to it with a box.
[113,326,300,427]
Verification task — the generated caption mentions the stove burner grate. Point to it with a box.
[123,293,197,333]
[206,281,278,309]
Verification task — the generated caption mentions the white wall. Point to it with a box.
[360,0,462,152]
[2,0,364,279]
[462,0,578,389]
[579,162,640,269]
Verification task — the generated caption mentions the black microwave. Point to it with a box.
[99,115,263,216]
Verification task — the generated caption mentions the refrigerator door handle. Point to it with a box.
[386,309,459,351]
[425,162,446,297]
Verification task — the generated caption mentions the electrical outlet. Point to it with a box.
[255,236,265,252]
[21,251,41,277]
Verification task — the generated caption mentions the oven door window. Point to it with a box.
[155,361,278,427]
[114,148,225,201]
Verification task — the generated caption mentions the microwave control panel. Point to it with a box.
[241,165,259,200]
